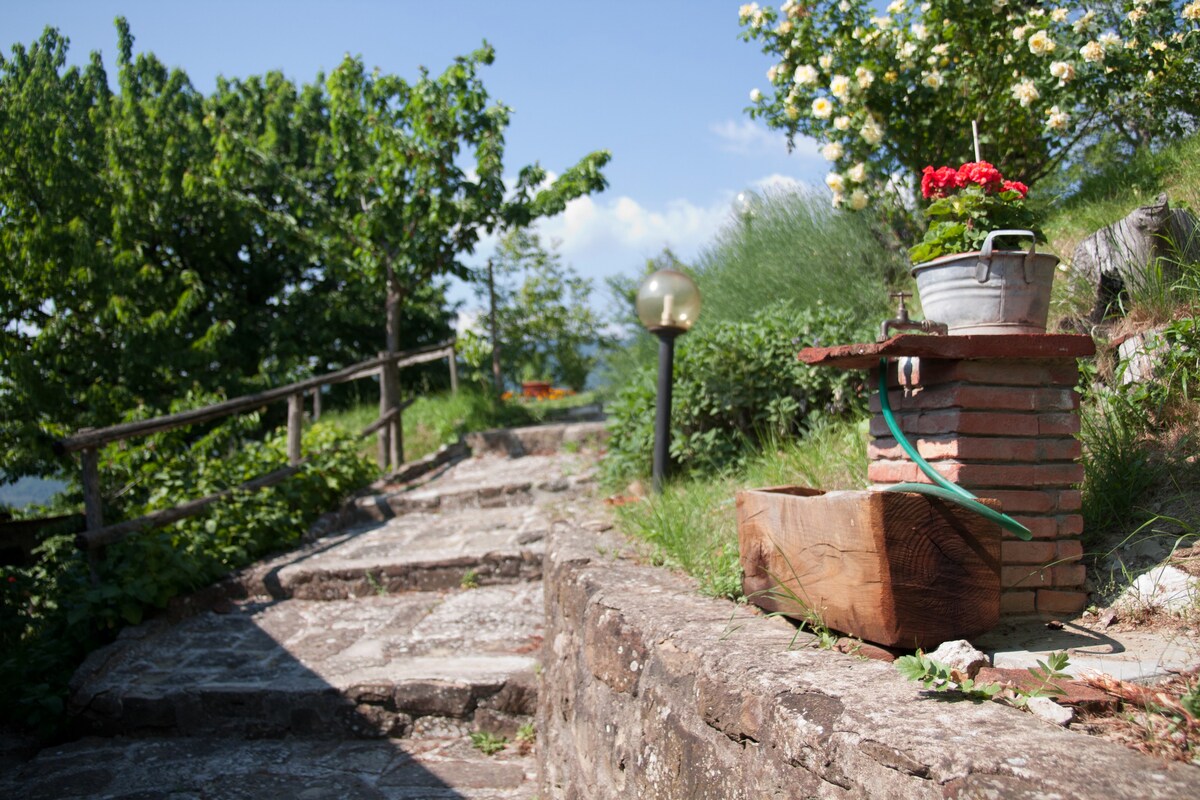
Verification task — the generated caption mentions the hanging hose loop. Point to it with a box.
[876,357,1032,541]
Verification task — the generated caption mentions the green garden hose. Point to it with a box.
[876,358,1032,541]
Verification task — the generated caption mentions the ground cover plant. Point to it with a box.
[0,421,376,736]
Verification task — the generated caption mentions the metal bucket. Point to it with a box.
[911,230,1058,335]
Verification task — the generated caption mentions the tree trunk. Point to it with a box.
[384,262,404,468]
[488,258,503,395]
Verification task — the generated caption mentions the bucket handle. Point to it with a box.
[975,230,1038,284]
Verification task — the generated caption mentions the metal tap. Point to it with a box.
[879,291,948,341]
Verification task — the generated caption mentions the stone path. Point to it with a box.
[2,422,606,800]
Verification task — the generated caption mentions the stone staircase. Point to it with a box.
[3,422,606,800]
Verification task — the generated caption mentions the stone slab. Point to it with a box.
[540,525,1200,799]
[0,735,537,800]
[973,617,1200,683]
[70,585,543,738]
[798,333,1096,370]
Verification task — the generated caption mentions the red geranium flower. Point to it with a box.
[955,161,1003,192]
[1001,179,1029,197]
[920,165,959,199]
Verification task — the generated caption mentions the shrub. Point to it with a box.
[0,421,376,736]
[603,301,875,483]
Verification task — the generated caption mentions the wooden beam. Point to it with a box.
[56,341,455,454]
[76,462,307,550]
[358,398,414,439]
[737,487,1001,648]
[287,393,304,466]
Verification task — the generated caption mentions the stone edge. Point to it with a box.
[539,525,1199,799]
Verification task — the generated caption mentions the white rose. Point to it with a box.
[1185,1,1200,21]
[1049,61,1075,85]
[833,115,851,131]
[826,172,846,194]
[812,97,834,119]
[795,65,819,85]
[819,54,834,70]
[1098,31,1122,49]
[911,23,928,41]
[1010,79,1039,107]
[1028,30,1056,56]
[848,162,867,183]
[1044,105,1069,131]
[750,88,763,102]
[829,74,851,99]
[922,71,944,89]
[822,141,844,161]
[849,189,869,211]
[860,118,884,146]
[1080,41,1105,62]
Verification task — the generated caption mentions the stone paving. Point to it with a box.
[2,424,605,800]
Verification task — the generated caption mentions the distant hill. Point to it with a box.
[0,476,67,510]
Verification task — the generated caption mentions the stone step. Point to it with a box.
[69,584,543,740]
[354,452,597,521]
[1,734,539,800]
[224,502,558,602]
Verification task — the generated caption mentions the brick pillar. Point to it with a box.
[866,357,1087,616]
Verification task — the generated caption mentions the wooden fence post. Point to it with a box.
[449,347,459,395]
[287,393,304,466]
[378,351,392,471]
[311,388,322,421]
[388,358,403,468]
[81,443,104,581]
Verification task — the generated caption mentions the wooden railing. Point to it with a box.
[55,341,457,560]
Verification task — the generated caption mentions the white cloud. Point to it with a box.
[710,118,787,156]
[709,119,823,163]
[453,173,818,313]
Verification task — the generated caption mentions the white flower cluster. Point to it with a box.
[1184,1,1200,20]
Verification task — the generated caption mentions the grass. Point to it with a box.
[613,418,869,600]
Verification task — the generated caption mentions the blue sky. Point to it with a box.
[1,1,829,309]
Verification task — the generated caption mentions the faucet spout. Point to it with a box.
[879,291,948,341]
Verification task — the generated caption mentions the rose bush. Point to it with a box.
[740,1,1200,209]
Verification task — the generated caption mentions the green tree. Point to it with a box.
[477,230,611,391]
[740,1,1200,208]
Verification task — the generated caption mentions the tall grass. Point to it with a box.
[694,187,898,325]
[615,417,869,599]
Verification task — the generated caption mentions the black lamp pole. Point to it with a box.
[651,327,681,494]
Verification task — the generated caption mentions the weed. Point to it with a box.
[460,569,479,590]
[515,722,536,744]
[895,651,1072,709]
[364,570,387,597]
[469,731,508,755]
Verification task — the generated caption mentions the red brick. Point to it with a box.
[867,461,922,484]
[1054,564,1087,587]
[875,385,1078,413]
[901,359,1081,387]
[1036,589,1089,615]
[1057,540,1084,562]
[869,410,1040,438]
[1002,565,1051,588]
[1034,463,1085,486]
[1056,490,1083,513]
[1039,413,1082,436]
[1035,438,1083,461]
[1009,516,1061,539]
[935,463,1037,488]
[1000,590,1037,614]
[1059,515,1084,537]
[1002,540,1058,564]
[975,490,1055,514]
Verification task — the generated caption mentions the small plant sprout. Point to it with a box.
[364,570,387,597]
[895,651,1073,709]
[469,731,508,755]
[460,569,480,590]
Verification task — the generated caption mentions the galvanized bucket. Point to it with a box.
[911,230,1058,335]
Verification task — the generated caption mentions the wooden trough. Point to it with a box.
[736,487,1002,649]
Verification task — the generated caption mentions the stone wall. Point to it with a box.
[539,526,1198,799]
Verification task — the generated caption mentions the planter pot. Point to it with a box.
[736,486,1001,649]
[912,229,1058,335]
[520,381,552,399]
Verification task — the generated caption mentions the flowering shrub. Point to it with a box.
[740,1,1200,209]
[907,160,1043,263]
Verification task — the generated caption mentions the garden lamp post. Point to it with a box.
[635,269,701,494]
